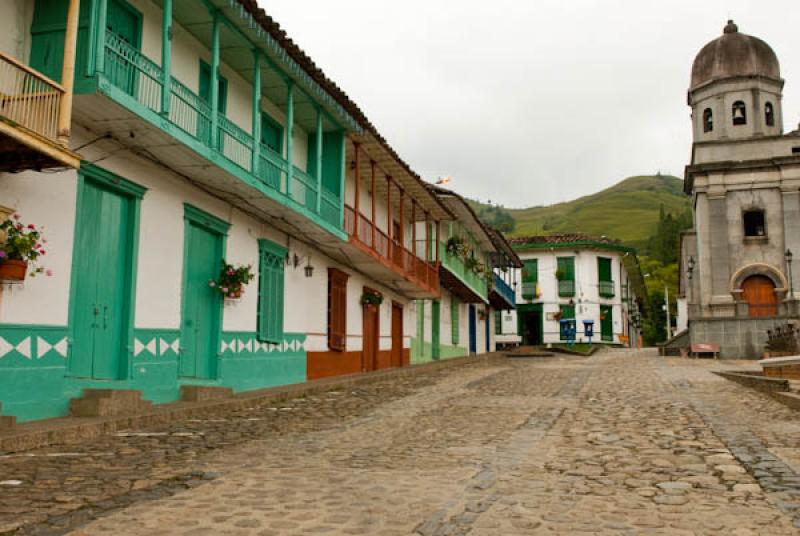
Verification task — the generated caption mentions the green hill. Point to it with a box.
[471,175,690,250]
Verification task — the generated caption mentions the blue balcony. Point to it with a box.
[489,273,516,310]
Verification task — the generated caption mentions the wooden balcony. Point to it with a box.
[0,52,79,172]
[344,205,440,299]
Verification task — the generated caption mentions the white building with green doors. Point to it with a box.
[503,234,646,348]
[0,0,450,424]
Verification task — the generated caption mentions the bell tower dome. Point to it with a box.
[688,20,784,142]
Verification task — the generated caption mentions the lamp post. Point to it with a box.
[786,249,794,297]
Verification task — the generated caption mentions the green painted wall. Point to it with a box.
[0,324,306,423]
[410,337,466,365]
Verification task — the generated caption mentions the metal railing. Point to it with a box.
[599,280,615,298]
[558,279,576,297]
[344,205,439,294]
[439,242,488,300]
[0,51,64,143]
[102,31,342,229]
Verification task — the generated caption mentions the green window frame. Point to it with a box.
[521,259,538,300]
[559,304,575,341]
[598,257,614,297]
[451,297,460,345]
[257,239,287,343]
[557,257,575,297]
[198,59,228,114]
[260,112,283,154]
[495,310,503,335]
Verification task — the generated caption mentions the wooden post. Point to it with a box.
[94,0,108,75]
[285,81,294,195]
[371,160,376,246]
[399,188,405,255]
[160,0,172,116]
[387,176,392,259]
[57,0,81,144]
[435,220,440,263]
[315,108,323,212]
[353,141,360,218]
[209,12,220,149]
[411,200,417,258]
[250,50,261,174]
[425,212,431,262]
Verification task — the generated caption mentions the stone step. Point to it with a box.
[69,389,152,417]
[180,385,234,402]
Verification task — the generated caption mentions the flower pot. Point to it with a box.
[0,259,27,281]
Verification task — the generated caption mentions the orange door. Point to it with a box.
[362,304,379,371]
[742,275,777,317]
[391,303,403,367]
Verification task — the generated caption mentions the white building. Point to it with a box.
[498,234,645,347]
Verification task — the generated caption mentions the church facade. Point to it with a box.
[679,20,800,358]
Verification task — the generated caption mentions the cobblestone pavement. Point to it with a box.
[3,350,800,535]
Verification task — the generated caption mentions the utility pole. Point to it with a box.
[664,285,671,340]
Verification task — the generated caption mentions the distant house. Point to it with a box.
[499,234,645,347]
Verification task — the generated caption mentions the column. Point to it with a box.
[315,108,323,212]
[285,81,294,195]
[387,176,393,260]
[57,0,82,144]
[250,50,261,174]
[411,200,417,258]
[424,212,431,262]
[435,221,440,263]
[160,0,172,115]
[209,12,220,149]
[353,141,360,217]
[399,188,405,253]
[94,0,108,75]
[371,160,376,246]
[708,195,731,299]
[783,190,800,298]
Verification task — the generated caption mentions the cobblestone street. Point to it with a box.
[3,349,800,535]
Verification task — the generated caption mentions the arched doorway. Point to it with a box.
[741,275,777,317]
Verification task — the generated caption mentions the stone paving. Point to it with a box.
[2,350,800,534]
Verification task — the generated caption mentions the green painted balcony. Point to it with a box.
[599,280,615,298]
[438,242,488,303]
[558,279,576,297]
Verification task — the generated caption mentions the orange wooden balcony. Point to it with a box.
[344,205,440,299]
[0,51,79,171]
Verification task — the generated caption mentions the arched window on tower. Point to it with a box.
[765,102,775,127]
[732,101,747,126]
[703,108,713,133]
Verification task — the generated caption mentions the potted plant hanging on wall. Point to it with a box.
[210,261,254,301]
[0,214,51,282]
[360,289,384,307]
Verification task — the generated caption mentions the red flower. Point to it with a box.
[27,224,35,230]
[39,250,46,255]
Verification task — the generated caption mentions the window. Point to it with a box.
[598,257,614,298]
[260,113,283,154]
[521,259,538,300]
[451,297,460,345]
[198,60,228,113]
[556,257,575,297]
[327,268,349,351]
[257,240,287,343]
[732,101,747,126]
[703,108,713,133]
[743,210,766,238]
[765,102,775,127]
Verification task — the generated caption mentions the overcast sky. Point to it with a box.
[263,1,800,208]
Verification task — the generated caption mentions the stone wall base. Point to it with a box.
[689,316,799,359]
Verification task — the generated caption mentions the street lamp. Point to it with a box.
[786,249,794,296]
[687,256,695,280]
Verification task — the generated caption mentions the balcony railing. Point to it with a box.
[439,242,488,300]
[493,274,516,307]
[599,280,615,298]
[0,51,64,143]
[344,206,439,294]
[102,31,341,228]
[522,281,538,300]
[558,279,575,297]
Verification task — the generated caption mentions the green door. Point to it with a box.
[600,305,613,342]
[105,0,142,96]
[431,300,441,360]
[180,221,223,379]
[70,180,132,379]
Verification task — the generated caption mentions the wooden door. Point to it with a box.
[362,303,379,371]
[180,222,222,378]
[106,0,142,96]
[468,305,477,354]
[742,275,777,317]
[70,179,132,379]
[600,305,613,341]
[391,302,403,367]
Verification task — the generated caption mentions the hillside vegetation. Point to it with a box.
[470,174,690,250]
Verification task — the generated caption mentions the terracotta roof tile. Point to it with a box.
[508,233,623,246]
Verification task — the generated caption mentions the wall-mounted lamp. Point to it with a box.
[304,258,314,278]
[286,252,315,278]
[687,256,695,280]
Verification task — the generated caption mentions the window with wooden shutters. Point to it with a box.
[451,297,460,345]
[557,257,575,297]
[597,257,614,298]
[327,268,349,351]
[257,240,287,344]
[521,259,538,300]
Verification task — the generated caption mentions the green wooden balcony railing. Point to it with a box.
[101,30,341,229]
[599,280,615,298]
[438,242,488,301]
[558,279,576,297]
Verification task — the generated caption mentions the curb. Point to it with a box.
[0,353,501,453]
